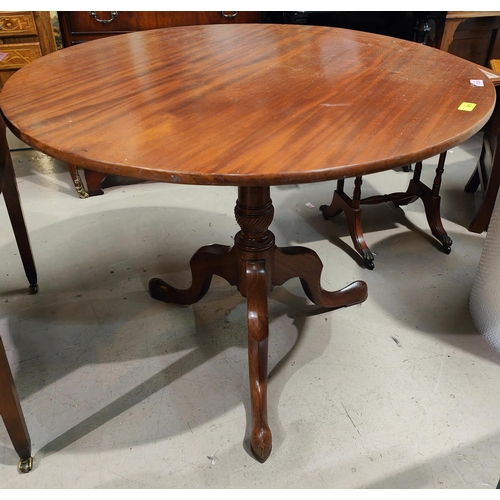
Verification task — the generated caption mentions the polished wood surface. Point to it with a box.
[0,24,496,464]
[0,24,495,186]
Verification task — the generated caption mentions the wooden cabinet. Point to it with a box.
[58,11,262,46]
[0,11,57,89]
[434,11,500,67]
[431,12,500,233]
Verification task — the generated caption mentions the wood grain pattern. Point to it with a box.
[0,24,496,186]
[0,43,42,69]
[0,12,37,36]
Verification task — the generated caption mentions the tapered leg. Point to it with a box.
[246,261,272,462]
[0,337,33,472]
[1,124,38,294]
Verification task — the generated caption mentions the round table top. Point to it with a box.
[0,24,496,186]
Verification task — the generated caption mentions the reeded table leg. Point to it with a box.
[149,185,368,462]
[0,337,33,473]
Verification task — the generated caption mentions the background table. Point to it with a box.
[0,24,495,462]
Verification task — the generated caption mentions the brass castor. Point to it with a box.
[18,456,33,473]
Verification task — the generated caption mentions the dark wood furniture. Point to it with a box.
[58,11,262,46]
[1,116,37,293]
[320,152,451,269]
[57,10,262,198]
[0,115,35,473]
[0,336,32,473]
[0,25,494,463]
[316,11,500,267]
[264,11,435,44]
[0,11,57,90]
[434,11,500,66]
[430,12,500,234]
[464,67,500,233]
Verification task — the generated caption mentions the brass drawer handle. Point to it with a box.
[220,12,238,19]
[89,11,118,24]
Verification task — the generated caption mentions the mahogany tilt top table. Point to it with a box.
[0,24,495,462]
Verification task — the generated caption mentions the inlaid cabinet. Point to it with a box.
[0,11,57,89]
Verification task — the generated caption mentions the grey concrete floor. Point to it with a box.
[1,134,500,488]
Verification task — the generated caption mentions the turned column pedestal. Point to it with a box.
[149,186,368,461]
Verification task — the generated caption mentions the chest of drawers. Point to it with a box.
[58,11,262,46]
[0,11,57,89]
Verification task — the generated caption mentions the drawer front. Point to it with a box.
[0,43,42,70]
[0,12,37,37]
[64,11,262,33]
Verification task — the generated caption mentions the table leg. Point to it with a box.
[149,244,238,304]
[322,153,452,268]
[420,154,453,253]
[391,154,451,252]
[246,260,271,462]
[149,185,368,462]
[273,246,367,307]
[0,337,33,473]
[2,137,38,294]
[66,164,89,199]
[320,177,375,269]
[362,154,451,253]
